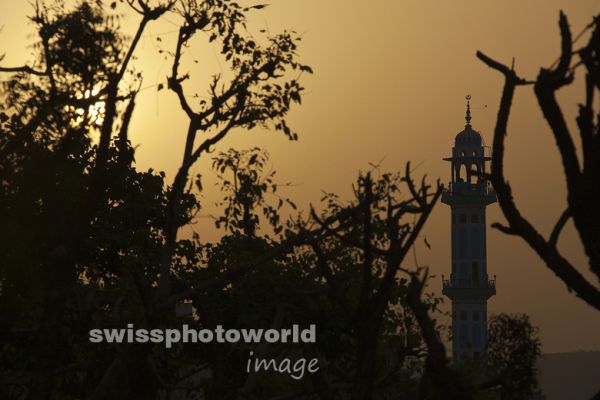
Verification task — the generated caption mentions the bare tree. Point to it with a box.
[308,165,453,399]
[477,12,600,311]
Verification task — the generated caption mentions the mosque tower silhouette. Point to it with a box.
[442,95,497,362]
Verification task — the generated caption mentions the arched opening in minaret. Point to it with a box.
[470,162,479,184]
[457,163,467,182]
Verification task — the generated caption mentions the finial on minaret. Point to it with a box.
[465,94,472,128]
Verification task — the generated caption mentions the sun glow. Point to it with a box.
[65,88,106,130]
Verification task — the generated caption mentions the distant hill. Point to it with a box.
[538,351,600,400]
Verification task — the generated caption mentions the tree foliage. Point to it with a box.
[486,313,541,400]
[211,147,296,237]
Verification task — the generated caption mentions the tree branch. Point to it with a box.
[549,208,571,246]
[534,12,581,189]
[0,65,46,75]
[477,47,600,310]
[405,269,472,400]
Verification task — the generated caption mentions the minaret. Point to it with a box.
[442,95,497,363]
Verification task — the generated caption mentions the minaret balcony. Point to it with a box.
[442,276,496,301]
[441,181,497,206]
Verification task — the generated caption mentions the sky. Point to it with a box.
[2,0,599,354]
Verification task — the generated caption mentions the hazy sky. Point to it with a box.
[2,0,599,353]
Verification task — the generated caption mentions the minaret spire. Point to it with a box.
[465,94,472,128]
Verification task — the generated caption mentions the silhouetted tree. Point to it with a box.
[175,152,450,400]
[0,2,172,399]
[133,150,449,400]
[0,1,308,399]
[477,12,600,311]
[485,313,542,400]
[159,0,310,303]
[307,166,473,400]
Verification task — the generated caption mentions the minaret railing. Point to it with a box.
[442,276,496,290]
[444,181,495,196]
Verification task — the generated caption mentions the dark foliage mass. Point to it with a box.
[486,314,542,400]
[0,1,549,399]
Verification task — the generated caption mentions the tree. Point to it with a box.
[181,151,449,400]
[158,0,310,303]
[477,12,600,311]
[1,2,172,398]
[0,1,309,399]
[306,167,467,400]
[485,313,542,400]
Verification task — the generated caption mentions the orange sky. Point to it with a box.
[2,0,599,353]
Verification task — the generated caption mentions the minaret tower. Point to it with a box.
[442,95,497,362]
